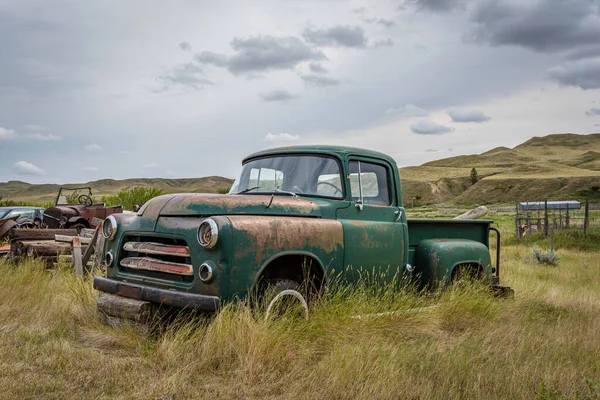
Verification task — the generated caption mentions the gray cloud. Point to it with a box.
[0,125,61,141]
[586,108,600,117]
[385,104,429,117]
[377,19,396,28]
[567,45,600,60]
[84,143,102,152]
[410,118,454,134]
[196,36,326,75]
[546,57,600,89]
[448,109,491,122]
[362,17,396,27]
[259,90,297,102]
[309,62,328,74]
[14,161,45,176]
[467,0,600,53]
[264,133,300,143]
[372,38,394,48]
[179,41,192,51]
[404,0,469,12]
[301,74,341,87]
[158,63,212,91]
[0,126,16,140]
[303,25,367,48]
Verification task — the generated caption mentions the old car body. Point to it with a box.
[94,146,509,317]
[0,206,45,228]
[43,186,122,230]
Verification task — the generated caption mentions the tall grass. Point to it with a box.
[1,246,599,399]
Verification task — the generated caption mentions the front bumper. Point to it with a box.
[93,276,220,312]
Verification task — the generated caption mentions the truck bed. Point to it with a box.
[406,218,492,267]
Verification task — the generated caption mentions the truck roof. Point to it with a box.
[243,145,397,166]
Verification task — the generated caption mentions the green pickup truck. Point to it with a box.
[94,145,510,320]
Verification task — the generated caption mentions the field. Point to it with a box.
[1,218,600,399]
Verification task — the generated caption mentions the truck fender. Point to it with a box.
[67,217,90,227]
[414,239,492,288]
[252,250,327,293]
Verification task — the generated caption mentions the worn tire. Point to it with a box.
[70,223,87,234]
[263,279,309,321]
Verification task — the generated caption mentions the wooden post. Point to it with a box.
[584,200,589,238]
[544,200,549,237]
[550,222,555,252]
[72,236,84,277]
[515,203,520,238]
[93,221,106,269]
[559,208,563,229]
[527,216,532,235]
[566,207,570,229]
[82,227,100,274]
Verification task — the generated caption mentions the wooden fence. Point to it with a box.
[515,200,595,238]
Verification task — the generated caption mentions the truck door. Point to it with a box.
[337,158,408,286]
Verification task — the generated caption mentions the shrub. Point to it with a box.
[101,187,165,211]
[470,167,479,184]
[530,245,560,266]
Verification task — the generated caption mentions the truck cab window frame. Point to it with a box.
[348,160,393,206]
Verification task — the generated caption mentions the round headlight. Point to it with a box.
[102,215,118,240]
[199,263,214,282]
[104,251,114,267]
[197,218,218,249]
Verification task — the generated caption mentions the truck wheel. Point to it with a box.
[70,223,87,234]
[264,279,309,321]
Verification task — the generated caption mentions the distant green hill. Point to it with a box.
[400,133,600,205]
[0,176,234,205]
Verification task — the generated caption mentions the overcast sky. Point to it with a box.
[0,0,599,184]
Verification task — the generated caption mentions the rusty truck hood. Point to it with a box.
[141,193,322,218]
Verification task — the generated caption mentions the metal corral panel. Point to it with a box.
[519,201,581,211]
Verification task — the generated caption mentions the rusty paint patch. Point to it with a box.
[0,219,17,240]
[227,215,343,266]
[120,257,193,276]
[123,242,190,257]
[159,193,321,217]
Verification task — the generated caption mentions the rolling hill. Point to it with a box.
[0,176,235,205]
[2,133,599,206]
[400,133,600,205]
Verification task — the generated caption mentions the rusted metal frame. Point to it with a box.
[120,256,193,276]
[123,241,190,257]
[489,227,501,279]
[0,220,17,241]
[94,277,219,311]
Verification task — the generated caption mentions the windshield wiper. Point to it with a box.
[234,186,260,194]
[272,189,299,197]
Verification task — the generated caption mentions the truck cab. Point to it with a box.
[94,146,506,319]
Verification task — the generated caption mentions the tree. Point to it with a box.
[470,167,479,185]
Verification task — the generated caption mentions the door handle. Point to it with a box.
[394,210,402,222]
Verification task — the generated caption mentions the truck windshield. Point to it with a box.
[230,155,344,199]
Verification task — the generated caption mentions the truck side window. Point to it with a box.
[348,161,391,206]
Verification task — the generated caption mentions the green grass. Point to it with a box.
[1,245,600,399]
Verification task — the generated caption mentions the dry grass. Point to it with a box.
[1,247,599,399]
